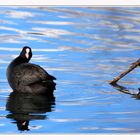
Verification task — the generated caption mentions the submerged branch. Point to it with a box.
[109,58,140,84]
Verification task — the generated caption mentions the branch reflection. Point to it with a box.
[110,82,140,99]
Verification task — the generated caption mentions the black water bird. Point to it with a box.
[7,46,56,98]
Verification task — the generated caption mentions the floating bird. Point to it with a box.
[7,46,56,98]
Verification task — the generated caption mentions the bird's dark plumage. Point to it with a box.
[7,46,56,96]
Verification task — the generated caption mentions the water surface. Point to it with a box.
[0,7,140,133]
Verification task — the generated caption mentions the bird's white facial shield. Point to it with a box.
[25,48,30,59]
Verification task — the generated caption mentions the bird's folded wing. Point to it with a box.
[14,63,53,86]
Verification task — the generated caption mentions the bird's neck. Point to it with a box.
[11,56,29,66]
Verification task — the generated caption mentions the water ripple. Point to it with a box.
[80,127,135,132]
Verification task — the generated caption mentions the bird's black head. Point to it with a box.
[20,46,32,62]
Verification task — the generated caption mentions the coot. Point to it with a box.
[7,46,56,95]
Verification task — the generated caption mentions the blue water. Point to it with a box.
[0,7,140,133]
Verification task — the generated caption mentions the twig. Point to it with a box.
[109,58,140,84]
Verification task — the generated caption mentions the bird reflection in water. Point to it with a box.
[6,89,55,132]
[110,82,140,99]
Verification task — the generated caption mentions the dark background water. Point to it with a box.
[0,7,140,133]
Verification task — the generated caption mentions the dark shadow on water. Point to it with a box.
[6,90,55,132]
[110,82,140,99]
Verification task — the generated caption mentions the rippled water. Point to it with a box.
[1,7,140,133]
